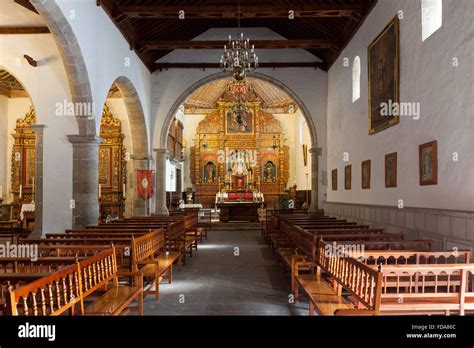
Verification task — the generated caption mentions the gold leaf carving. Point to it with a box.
[15,106,36,128]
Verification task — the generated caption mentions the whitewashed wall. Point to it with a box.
[0,29,77,233]
[327,0,474,212]
[56,0,152,144]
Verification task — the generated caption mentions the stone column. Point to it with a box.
[30,125,45,238]
[308,148,320,213]
[67,135,101,227]
[154,148,169,216]
[131,154,152,216]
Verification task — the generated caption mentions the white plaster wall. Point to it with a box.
[294,112,313,192]
[0,30,77,232]
[55,0,152,145]
[151,28,328,207]
[327,0,474,211]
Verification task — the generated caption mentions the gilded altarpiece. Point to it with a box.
[190,101,289,206]
[98,106,127,220]
[11,107,36,218]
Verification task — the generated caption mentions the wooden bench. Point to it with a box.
[294,241,382,315]
[297,240,474,316]
[8,247,143,316]
[131,229,181,300]
[184,214,207,243]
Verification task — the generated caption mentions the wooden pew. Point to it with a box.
[8,247,144,316]
[130,229,181,300]
[183,214,207,243]
[294,242,382,315]
[295,240,474,315]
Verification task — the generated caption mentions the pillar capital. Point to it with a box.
[309,147,322,155]
[131,154,153,161]
[67,134,102,145]
[31,124,47,131]
[153,148,169,156]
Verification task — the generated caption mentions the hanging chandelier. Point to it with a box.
[220,0,258,80]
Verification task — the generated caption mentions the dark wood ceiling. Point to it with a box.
[0,69,28,98]
[99,0,377,72]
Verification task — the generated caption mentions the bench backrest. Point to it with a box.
[184,215,198,231]
[130,229,164,271]
[379,264,474,300]
[360,250,472,265]
[166,220,184,242]
[8,248,118,316]
[316,240,382,313]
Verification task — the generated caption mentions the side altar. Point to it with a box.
[189,88,290,207]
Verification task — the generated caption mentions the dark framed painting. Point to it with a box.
[331,169,337,191]
[385,152,397,188]
[344,165,352,190]
[225,106,254,135]
[361,160,371,189]
[419,140,438,186]
[368,16,399,134]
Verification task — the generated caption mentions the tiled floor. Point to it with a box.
[144,222,309,315]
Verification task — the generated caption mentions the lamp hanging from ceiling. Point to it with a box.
[220,0,258,80]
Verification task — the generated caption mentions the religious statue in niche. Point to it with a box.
[230,150,249,176]
[203,162,217,183]
[263,161,276,183]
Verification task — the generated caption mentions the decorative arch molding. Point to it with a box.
[30,0,95,135]
[112,76,149,157]
[158,71,319,150]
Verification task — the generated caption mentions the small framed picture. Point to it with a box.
[361,160,371,189]
[419,140,438,185]
[331,169,337,191]
[385,152,397,188]
[344,165,352,190]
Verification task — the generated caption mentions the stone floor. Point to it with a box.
[144,222,309,315]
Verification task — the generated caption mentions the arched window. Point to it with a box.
[352,56,361,103]
[422,0,442,41]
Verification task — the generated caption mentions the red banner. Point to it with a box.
[137,170,153,200]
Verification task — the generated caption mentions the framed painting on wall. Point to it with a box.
[344,165,352,190]
[368,16,399,134]
[385,152,397,188]
[419,140,438,185]
[331,169,337,191]
[361,160,371,189]
[225,105,254,135]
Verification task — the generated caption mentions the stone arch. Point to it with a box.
[111,76,149,157]
[159,71,318,149]
[30,0,95,135]
[155,71,321,213]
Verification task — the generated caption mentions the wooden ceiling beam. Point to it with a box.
[0,26,50,34]
[153,62,327,71]
[138,39,336,52]
[117,4,358,19]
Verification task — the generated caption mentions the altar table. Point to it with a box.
[216,202,261,222]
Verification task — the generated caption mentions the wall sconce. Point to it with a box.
[270,135,278,150]
[200,134,208,149]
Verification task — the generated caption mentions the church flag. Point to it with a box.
[137,170,154,200]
